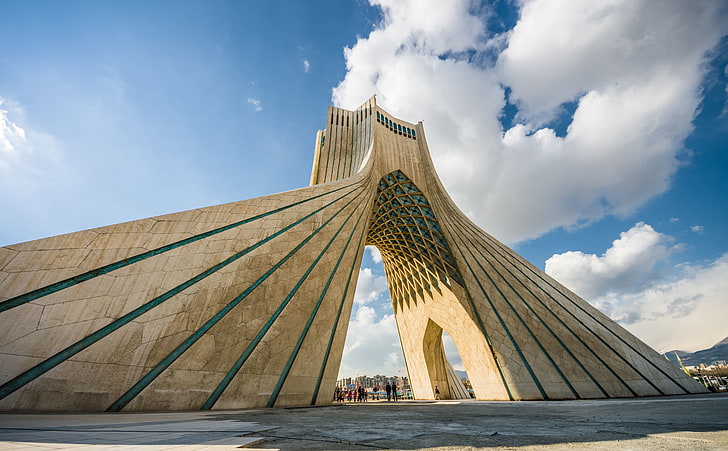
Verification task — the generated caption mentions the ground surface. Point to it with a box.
[0,393,726,450]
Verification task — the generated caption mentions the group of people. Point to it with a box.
[334,386,368,403]
[334,383,400,402]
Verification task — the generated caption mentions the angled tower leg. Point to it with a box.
[0,174,376,411]
[0,96,705,412]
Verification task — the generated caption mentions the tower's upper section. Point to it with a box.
[309,97,465,312]
[310,96,422,186]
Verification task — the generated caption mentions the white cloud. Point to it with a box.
[0,97,79,245]
[545,222,678,299]
[498,1,724,123]
[545,223,728,353]
[366,245,382,264]
[0,98,67,205]
[353,266,388,305]
[303,59,310,73]
[333,0,728,244]
[339,262,405,377]
[369,0,486,55]
[0,98,74,244]
[594,254,728,354]
[721,63,728,117]
[0,99,27,156]
[691,225,704,234]
[331,0,728,380]
[442,330,464,371]
[338,305,405,378]
[247,98,263,111]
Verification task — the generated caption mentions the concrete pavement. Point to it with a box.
[1,393,727,450]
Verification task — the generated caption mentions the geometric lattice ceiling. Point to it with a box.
[366,170,464,312]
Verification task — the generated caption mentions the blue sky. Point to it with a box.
[2,0,727,378]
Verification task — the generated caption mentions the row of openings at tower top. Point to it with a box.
[376,111,417,139]
[330,104,373,127]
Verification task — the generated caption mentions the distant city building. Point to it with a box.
[337,375,409,390]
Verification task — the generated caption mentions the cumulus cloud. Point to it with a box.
[367,245,382,264]
[498,1,722,123]
[545,222,678,299]
[333,0,727,376]
[442,331,464,371]
[0,99,27,157]
[343,259,469,376]
[0,98,73,244]
[338,261,404,377]
[303,59,310,73]
[545,223,728,353]
[594,254,728,353]
[333,0,728,243]
[0,98,67,204]
[691,225,705,234]
[338,305,405,377]
[353,266,388,305]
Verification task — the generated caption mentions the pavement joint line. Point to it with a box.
[257,434,390,449]
[0,394,726,450]
[0,428,262,433]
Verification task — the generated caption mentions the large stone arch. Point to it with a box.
[0,97,705,411]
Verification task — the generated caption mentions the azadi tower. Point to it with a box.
[0,97,704,411]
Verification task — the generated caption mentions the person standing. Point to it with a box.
[385,383,392,401]
[434,385,440,400]
[392,382,398,401]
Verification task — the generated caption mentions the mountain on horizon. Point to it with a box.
[666,336,728,367]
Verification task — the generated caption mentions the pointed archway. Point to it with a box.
[365,169,509,401]
[421,318,470,400]
[441,330,471,399]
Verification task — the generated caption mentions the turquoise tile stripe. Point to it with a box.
[0,184,364,403]
[432,200,635,397]
[457,287,514,401]
[458,217,689,395]
[308,212,369,405]
[267,199,369,407]
[456,217,690,396]
[452,235,548,399]
[452,215,617,398]
[457,226,579,398]
[108,185,367,412]
[202,190,369,410]
[0,180,363,314]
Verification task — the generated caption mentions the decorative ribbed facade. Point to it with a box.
[0,97,705,411]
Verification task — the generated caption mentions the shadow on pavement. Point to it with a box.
[0,393,726,450]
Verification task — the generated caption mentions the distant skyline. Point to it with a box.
[2,0,727,378]
[336,332,728,379]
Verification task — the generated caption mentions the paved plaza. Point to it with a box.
[0,393,726,450]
